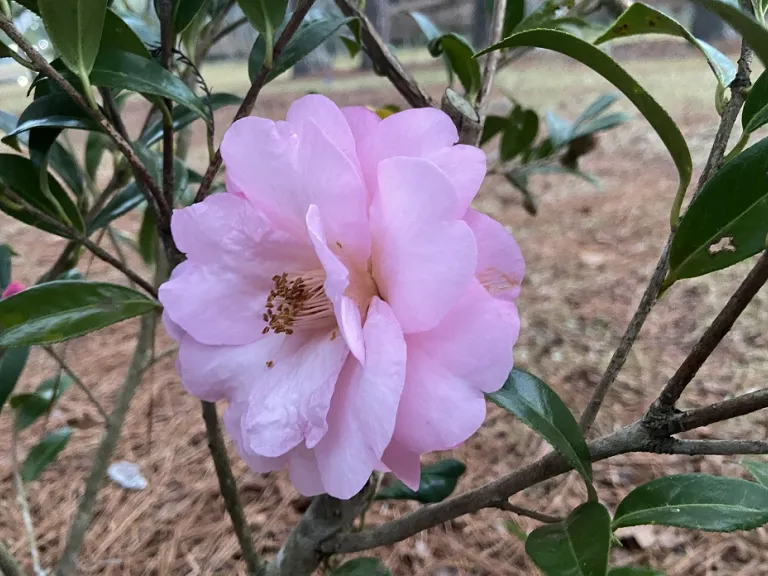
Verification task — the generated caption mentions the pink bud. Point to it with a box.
[1,281,25,299]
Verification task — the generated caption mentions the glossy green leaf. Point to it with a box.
[0,41,13,60]
[248,15,353,82]
[0,281,159,347]
[613,474,768,531]
[488,369,594,496]
[5,93,101,138]
[330,558,391,576]
[691,0,768,67]
[594,3,736,89]
[140,92,241,147]
[503,0,526,37]
[101,9,151,58]
[85,132,111,181]
[38,0,108,77]
[434,34,481,97]
[0,153,84,238]
[0,347,30,415]
[239,0,288,52]
[526,502,611,576]
[667,135,768,282]
[138,207,158,266]
[501,108,539,161]
[376,459,466,504]
[480,115,508,145]
[176,0,212,34]
[87,183,145,233]
[12,374,74,430]
[478,29,692,213]
[742,70,768,133]
[513,0,572,33]
[89,49,211,123]
[608,569,664,576]
[742,460,768,486]
[0,244,11,290]
[22,427,72,482]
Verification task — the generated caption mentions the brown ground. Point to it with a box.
[2,49,768,576]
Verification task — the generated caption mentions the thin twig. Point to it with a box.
[42,347,109,422]
[201,402,265,576]
[2,190,157,298]
[334,0,435,109]
[578,36,754,433]
[497,501,562,524]
[56,314,157,576]
[159,0,175,210]
[0,14,165,218]
[658,439,768,456]
[476,0,508,109]
[659,388,768,435]
[649,251,768,411]
[193,0,318,204]
[11,430,46,576]
[0,541,25,576]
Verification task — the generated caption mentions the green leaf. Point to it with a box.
[574,93,620,129]
[89,49,211,123]
[608,569,664,576]
[690,0,768,67]
[0,243,11,290]
[503,0,526,37]
[667,135,768,282]
[434,34,481,98]
[21,427,72,482]
[140,92,241,147]
[0,41,13,60]
[505,519,528,541]
[101,9,151,58]
[501,108,539,161]
[138,207,158,265]
[85,132,111,181]
[741,460,768,486]
[480,115,508,145]
[4,93,101,138]
[238,0,288,53]
[525,502,611,576]
[175,0,213,34]
[0,347,30,415]
[593,3,736,89]
[613,474,768,532]
[742,69,768,133]
[572,112,631,139]
[488,369,594,496]
[38,0,108,77]
[11,374,74,430]
[410,11,441,41]
[0,153,84,238]
[330,558,391,576]
[87,183,145,233]
[376,459,466,504]
[248,14,353,83]
[478,29,692,218]
[0,281,159,347]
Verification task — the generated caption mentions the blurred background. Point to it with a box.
[2,1,768,574]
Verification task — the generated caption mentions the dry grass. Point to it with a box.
[2,47,768,575]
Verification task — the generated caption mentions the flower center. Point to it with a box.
[262,271,334,335]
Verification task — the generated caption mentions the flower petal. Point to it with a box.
[381,439,422,491]
[224,400,287,471]
[428,145,487,216]
[315,297,406,499]
[288,94,358,165]
[464,209,525,302]
[341,105,380,156]
[371,157,476,333]
[241,330,349,457]
[288,445,326,496]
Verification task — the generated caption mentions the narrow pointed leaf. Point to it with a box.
[742,70,768,133]
[12,374,74,430]
[613,474,768,531]
[501,108,539,161]
[0,281,159,347]
[175,0,213,34]
[87,183,145,233]
[376,459,466,504]
[574,93,620,129]
[101,9,151,58]
[38,0,108,76]
[85,132,111,181]
[525,502,611,576]
[690,0,768,66]
[238,0,288,49]
[594,3,736,89]
[0,153,84,238]
[0,347,30,415]
[668,135,768,282]
[572,112,631,139]
[5,93,101,137]
[544,111,573,148]
[488,369,594,496]
[478,29,692,209]
[22,427,72,482]
[742,460,768,486]
[330,558,391,576]
[503,0,526,37]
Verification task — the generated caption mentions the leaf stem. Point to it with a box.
[78,69,100,112]
[11,428,46,576]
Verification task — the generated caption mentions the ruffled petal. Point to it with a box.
[288,445,326,496]
[464,209,525,302]
[380,439,422,491]
[428,145,487,216]
[315,297,406,499]
[288,94,358,166]
[371,157,476,333]
[341,105,380,159]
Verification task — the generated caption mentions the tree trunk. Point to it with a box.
[691,4,725,42]
[361,0,390,70]
[472,0,489,49]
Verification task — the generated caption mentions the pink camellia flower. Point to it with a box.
[1,281,25,299]
[159,95,524,499]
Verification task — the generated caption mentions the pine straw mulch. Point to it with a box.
[2,60,768,575]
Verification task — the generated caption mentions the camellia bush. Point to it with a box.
[2,0,768,574]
